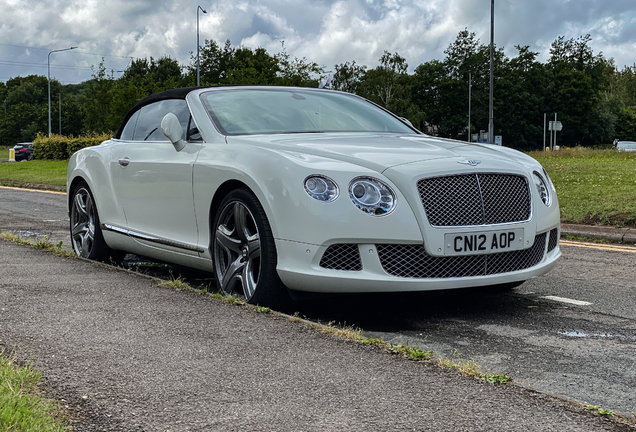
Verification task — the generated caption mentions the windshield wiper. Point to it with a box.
[278,130,325,134]
[144,127,158,141]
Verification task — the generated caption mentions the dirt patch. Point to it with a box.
[569,212,636,229]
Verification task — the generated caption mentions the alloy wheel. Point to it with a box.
[214,201,261,299]
[70,187,96,258]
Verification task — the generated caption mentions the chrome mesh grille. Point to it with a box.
[377,233,547,279]
[319,244,362,271]
[417,174,531,227]
[547,228,559,252]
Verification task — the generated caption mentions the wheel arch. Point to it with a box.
[67,175,87,213]
[208,179,252,232]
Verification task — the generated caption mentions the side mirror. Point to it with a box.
[161,113,186,151]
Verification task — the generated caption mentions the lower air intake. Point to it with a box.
[377,233,547,278]
[319,244,362,271]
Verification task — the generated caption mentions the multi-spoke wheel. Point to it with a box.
[212,188,287,306]
[70,181,123,263]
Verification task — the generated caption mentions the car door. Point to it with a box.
[112,99,203,254]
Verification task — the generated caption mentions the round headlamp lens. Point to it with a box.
[348,177,396,216]
[304,175,339,203]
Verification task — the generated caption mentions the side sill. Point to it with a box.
[101,224,205,253]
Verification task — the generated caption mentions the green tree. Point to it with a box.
[188,39,235,85]
[226,46,279,85]
[0,75,58,144]
[274,42,322,87]
[614,106,636,140]
[83,59,115,133]
[494,46,548,149]
[358,51,408,108]
[545,35,615,145]
[332,61,367,94]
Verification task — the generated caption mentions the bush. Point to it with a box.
[33,132,112,160]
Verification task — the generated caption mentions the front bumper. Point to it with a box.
[275,228,561,293]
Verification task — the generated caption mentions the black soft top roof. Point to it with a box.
[113,86,211,139]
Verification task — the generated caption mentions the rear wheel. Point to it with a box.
[70,181,124,263]
[212,188,288,307]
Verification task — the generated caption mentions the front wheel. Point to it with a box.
[70,181,124,263]
[212,188,288,307]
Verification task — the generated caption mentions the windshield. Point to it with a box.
[200,88,418,136]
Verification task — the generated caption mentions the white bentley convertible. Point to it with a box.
[67,86,561,306]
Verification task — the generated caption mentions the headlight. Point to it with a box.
[304,175,339,203]
[543,168,556,192]
[348,177,397,216]
[532,171,551,206]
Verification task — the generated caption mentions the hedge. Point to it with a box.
[32,132,113,160]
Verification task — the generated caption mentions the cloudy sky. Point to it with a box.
[1,0,635,85]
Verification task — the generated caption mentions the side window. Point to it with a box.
[187,116,203,142]
[133,99,190,142]
[120,110,140,140]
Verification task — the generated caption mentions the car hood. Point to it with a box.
[228,133,531,173]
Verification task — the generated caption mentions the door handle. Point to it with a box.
[118,157,130,167]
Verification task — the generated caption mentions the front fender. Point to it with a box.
[67,140,127,229]
[193,143,424,257]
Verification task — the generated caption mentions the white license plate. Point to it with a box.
[444,228,525,256]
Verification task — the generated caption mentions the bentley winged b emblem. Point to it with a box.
[457,159,481,166]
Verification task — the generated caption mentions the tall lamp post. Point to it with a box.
[197,5,207,86]
[488,0,494,144]
[468,72,472,142]
[48,46,77,137]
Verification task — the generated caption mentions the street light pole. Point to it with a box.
[468,72,472,142]
[197,5,207,86]
[58,93,62,135]
[488,0,495,144]
[48,46,77,137]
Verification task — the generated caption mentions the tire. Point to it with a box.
[27,154,34,161]
[70,181,125,263]
[212,188,288,307]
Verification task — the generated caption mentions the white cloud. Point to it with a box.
[1,0,635,84]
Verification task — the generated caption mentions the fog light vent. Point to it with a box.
[319,244,362,271]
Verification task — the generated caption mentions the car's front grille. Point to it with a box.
[547,228,559,252]
[319,244,362,271]
[417,174,532,227]
[377,233,547,278]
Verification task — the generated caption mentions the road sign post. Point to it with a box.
[548,116,563,151]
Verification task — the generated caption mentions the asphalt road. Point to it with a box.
[1,186,636,429]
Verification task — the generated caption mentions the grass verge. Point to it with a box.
[529,147,636,227]
[0,160,68,186]
[0,233,75,258]
[0,351,68,431]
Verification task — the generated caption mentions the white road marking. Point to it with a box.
[541,295,592,306]
[43,220,62,222]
